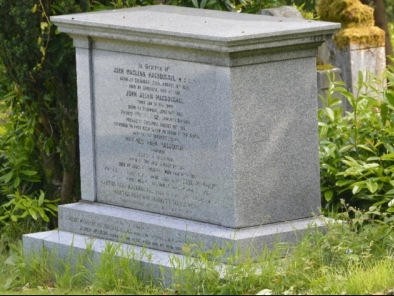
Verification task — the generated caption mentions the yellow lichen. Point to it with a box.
[316,0,384,48]
[317,0,374,28]
[316,64,335,71]
[316,56,334,70]
[334,27,385,49]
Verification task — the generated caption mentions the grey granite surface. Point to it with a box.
[76,44,97,202]
[51,5,340,56]
[23,230,182,285]
[51,5,338,38]
[87,50,320,228]
[55,6,337,228]
[58,202,325,255]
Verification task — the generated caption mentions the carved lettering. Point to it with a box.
[99,61,216,216]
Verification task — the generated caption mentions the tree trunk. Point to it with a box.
[362,0,394,66]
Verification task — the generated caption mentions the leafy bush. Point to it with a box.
[0,0,94,247]
[319,57,394,214]
[0,0,84,206]
[0,68,59,245]
[285,0,317,13]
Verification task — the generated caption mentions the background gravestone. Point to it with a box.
[259,6,304,19]
[23,5,340,280]
[317,0,386,96]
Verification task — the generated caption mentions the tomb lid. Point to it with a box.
[51,5,340,52]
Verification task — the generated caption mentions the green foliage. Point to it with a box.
[319,57,394,213]
[0,64,52,247]
[0,0,84,209]
[0,191,58,249]
[92,0,286,13]
[0,0,96,248]
[0,190,58,225]
[386,0,394,22]
[234,0,284,13]
[285,0,318,13]
[291,2,318,19]
[0,99,40,197]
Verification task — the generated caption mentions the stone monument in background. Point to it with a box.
[23,5,339,280]
[317,0,386,96]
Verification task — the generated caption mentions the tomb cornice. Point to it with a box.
[51,6,340,55]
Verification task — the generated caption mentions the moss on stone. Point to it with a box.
[316,0,384,48]
[334,27,385,49]
[316,56,335,70]
[316,64,335,71]
[317,0,374,28]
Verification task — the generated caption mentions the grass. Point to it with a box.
[1,216,394,295]
[322,259,394,295]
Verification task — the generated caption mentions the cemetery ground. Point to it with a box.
[2,214,394,295]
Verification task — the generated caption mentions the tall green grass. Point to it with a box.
[1,216,394,295]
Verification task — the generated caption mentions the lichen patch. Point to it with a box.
[317,0,384,48]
